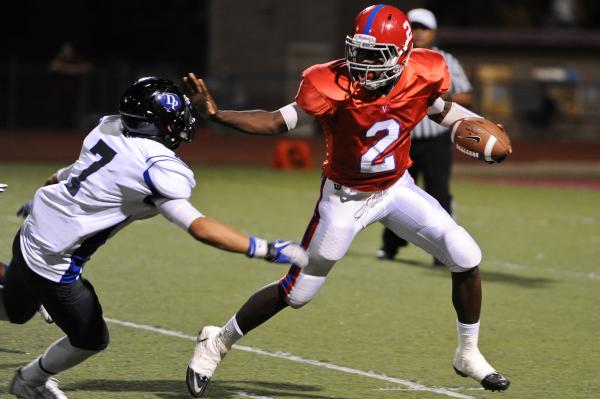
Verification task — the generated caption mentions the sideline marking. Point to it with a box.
[104,317,479,399]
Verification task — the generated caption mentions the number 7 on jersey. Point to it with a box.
[66,140,117,196]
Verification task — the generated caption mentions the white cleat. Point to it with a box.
[9,369,68,399]
[186,326,229,397]
[453,348,510,391]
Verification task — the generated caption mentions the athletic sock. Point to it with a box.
[21,336,98,383]
[19,357,53,385]
[456,319,480,353]
[219,315,244,349]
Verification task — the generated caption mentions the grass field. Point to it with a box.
[1,163,599,399]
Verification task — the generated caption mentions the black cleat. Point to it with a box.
[481,372,510,391]
[186,366,211,397]
[454,366,510,391]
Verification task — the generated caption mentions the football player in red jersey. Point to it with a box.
[183,4,509,396]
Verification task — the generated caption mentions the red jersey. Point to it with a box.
[295,48,450,191]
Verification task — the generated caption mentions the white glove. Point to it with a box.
[247,237,309,268]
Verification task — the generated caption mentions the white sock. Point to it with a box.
[21,336,98,383]
[20,357,52,384]
[457,320,480,352]
[219,315,244,349]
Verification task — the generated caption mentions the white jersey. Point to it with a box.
[20,115,196,283]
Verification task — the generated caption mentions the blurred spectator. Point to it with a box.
[48,42,93,128]
[49,42,93,75]
[548,0,578,27]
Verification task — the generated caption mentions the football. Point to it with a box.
[451,117,512,163]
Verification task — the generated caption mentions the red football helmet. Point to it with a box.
[345,4,413,90]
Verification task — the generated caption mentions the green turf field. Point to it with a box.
[1,163,599,399]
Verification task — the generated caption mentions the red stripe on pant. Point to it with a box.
[279,178,326,295]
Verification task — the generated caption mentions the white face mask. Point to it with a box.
[345,34,412,90]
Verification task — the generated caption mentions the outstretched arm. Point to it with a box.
[182,73,311,135]
[156,198,309,267]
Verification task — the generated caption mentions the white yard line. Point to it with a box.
[488,260,600,281]
[226,390,275,399]
[105,317,480,399]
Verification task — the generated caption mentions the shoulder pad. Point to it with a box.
[301,59,351,103]
[409,49,447,77]
[144,157,195,200]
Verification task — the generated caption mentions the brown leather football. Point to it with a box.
[451,117,512,163]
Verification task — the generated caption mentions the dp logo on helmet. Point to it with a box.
[160,93,182,111]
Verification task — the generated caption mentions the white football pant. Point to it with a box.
[281,171,482,308]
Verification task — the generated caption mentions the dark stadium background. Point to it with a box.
[2,0,599,164]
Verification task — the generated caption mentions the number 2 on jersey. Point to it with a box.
[66,140,117,196]
[360,119,401,174]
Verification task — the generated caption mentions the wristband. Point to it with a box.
[246,236,268,258]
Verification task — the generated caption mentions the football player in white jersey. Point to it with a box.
[0,77,308,399]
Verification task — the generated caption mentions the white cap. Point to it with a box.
[407,8,437,30]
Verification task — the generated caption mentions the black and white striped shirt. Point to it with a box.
[412,47,472,140]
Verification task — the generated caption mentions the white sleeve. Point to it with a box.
[427,97,446,116]
[439,102,482,128]
[278,102,312,131]
[156,198,204,230]
[145,158,196,200]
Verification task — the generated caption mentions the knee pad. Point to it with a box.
[284,273,327,309]
[444,226,482,272]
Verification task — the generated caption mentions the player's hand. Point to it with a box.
[17,201,32,218]
[265,240,309,268]
[246,237,309,268]
[0,183,6,193]
[182,73,219,120]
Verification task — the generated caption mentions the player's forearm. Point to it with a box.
[213,109,288,135]
[428,99,480,127]
[188,216,250,253]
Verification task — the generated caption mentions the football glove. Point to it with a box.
[247,237,308,268]
[0,183,6,193]
[17,201,32,218]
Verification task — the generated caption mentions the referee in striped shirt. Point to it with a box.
[377,8,474,264]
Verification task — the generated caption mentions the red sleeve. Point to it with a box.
[428,55,451,104]
[295,75,334,118]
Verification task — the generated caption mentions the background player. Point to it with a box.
[378,8,474,263]
[183,4,510,396]
[0,77,308,399]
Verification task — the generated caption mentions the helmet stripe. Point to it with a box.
[363,4,385,34]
